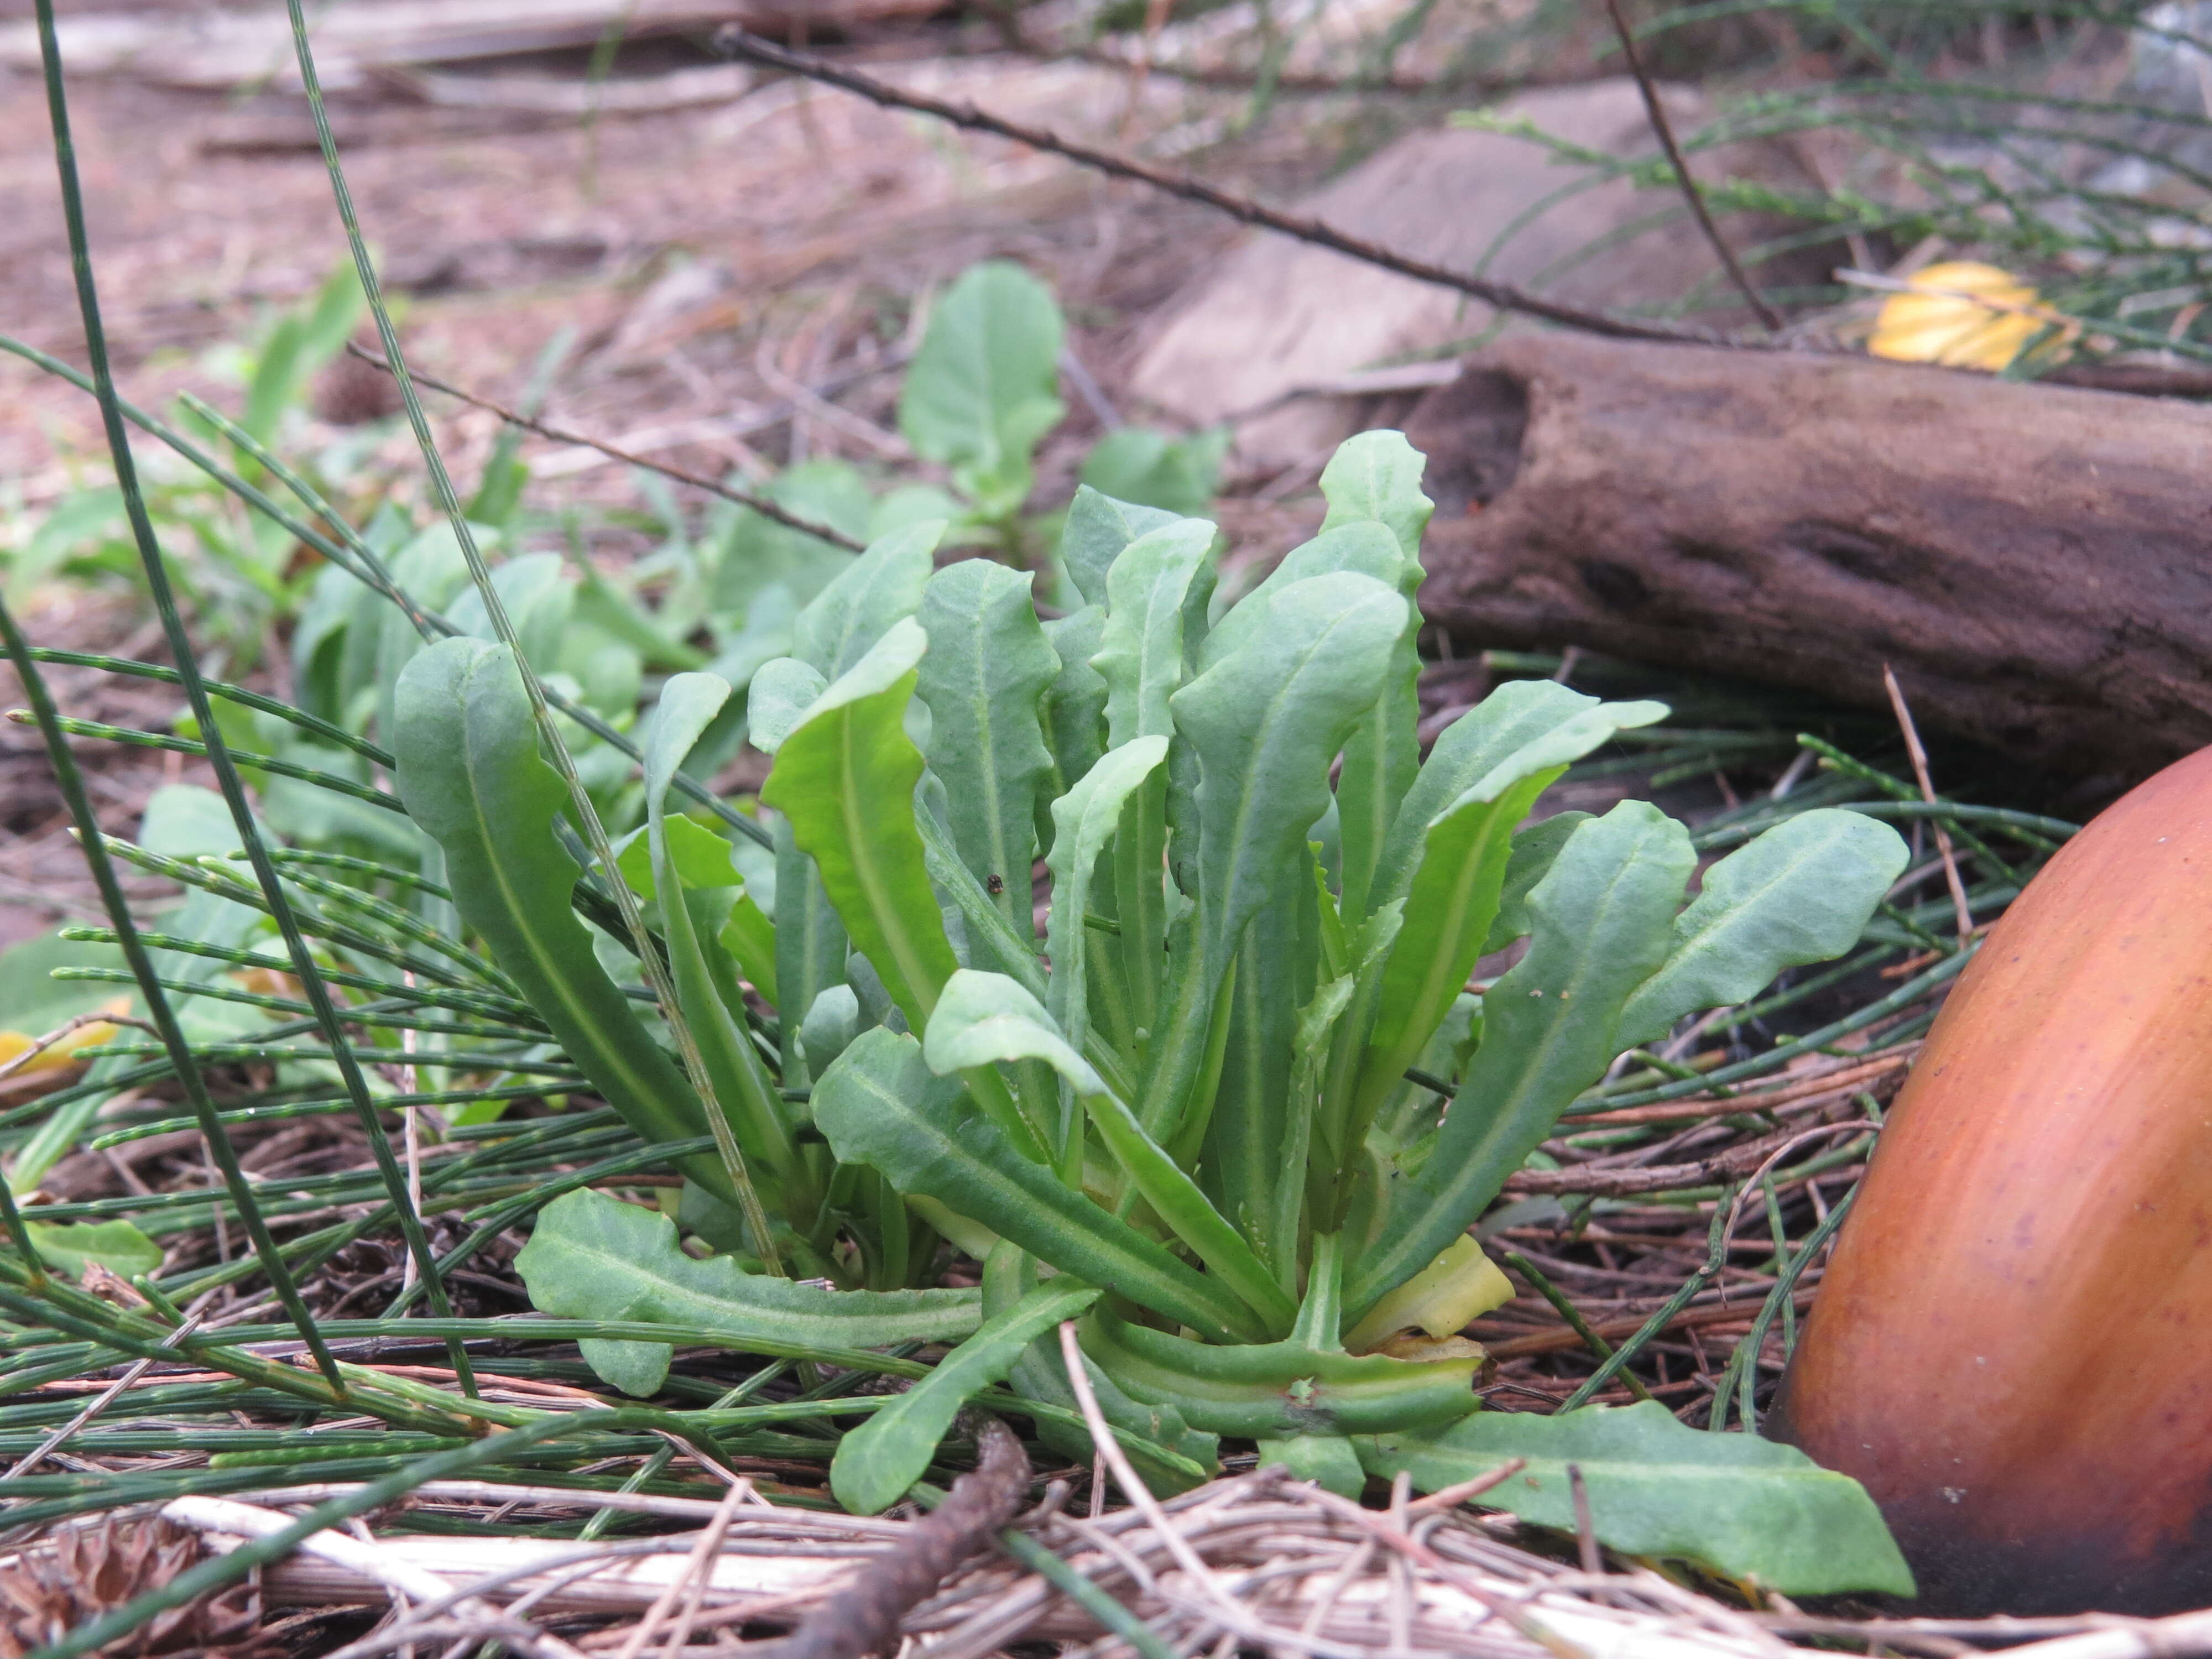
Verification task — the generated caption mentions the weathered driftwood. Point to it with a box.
[1405,335,2212,781]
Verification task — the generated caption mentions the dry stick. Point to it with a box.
[1883,664,1974,943]
[0,1308,206,1488]
[762,1416,1034,1659]
[611,1480,752,1659]
[1565,1465,1603,1578]
[163,1495,587,1659]
[1056,1321,1248,1624]
[1597,0,1783,332]
[343,344,865,552]
[711,29,1725,348]
[0,1010,159,1084]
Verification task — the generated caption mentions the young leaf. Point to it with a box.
[1343,767,1562,1149]
[393,638,733,1203]
[830,1279,1100,1515]
[1483,812,1593,952]
[1319,431,1431,919]
[1079,427,1229,520]
[1346,802,1694,1318]
[1254,1433,1367,1499]
[1094,519,1216,748]
[1355,1401,1914,1597]
[791,520,942,679]
[761,618,959,1031]
[1615,809,1910,1051]
[23,1217,163,1281]
[1197,522,1402,672]
[1169,572,1409,983]
[1317,430,1435,562]
[1342,1236,1512,1354]
[926,969,1297,1337]
[898,263,1066,519]
[644,674,804,1201]
[516,1189,984,1396]
[1045,736,1170,1057]
[745,657,828,757]
[1370,681,1668,919]
[1060,486,1182,608]
[813,1029,1270,1344]
[915,560,1060,930]
[774,814,848,1085]
[1038,605,1111,828]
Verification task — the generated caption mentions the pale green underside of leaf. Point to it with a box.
[515,1188,984,1397]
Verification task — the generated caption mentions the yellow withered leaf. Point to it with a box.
[1867,260,2064,372]
[0,997,131,1077]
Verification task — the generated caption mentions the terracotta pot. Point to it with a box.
[1770,746,2212,1615]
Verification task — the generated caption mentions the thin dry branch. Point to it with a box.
[709,30,1728,347]
[1598,0,1782,331]
[345,345,867,552]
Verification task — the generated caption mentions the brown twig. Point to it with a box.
[1597,0,1783,332]
[344,343,866,552]
[763,1415,1032,1659]
[711,29,1727,348]
[1882,664,1974,942]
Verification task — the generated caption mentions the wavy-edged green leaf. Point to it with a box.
[1317,430,1434,562]
[1060,485,1181,607]
[645,674,804,1201]
[1346,802,1693,1317]
[1343,766,1561,1146]
[718,886,777,999]
[1081,1307,1479,1438]
[1356,1401,1914,1597]
[1094,518,1215,748]
[983,1243,1217,1494]
[1039,606,1109,813]
[1483,812,1592,953]
[1319,431,1431,920]
[515,1188,984,1396]
[773,813,846,1084]
[1255,1432,1367,1498]
[831,1279,1100,1515]
[791,520,942,679]
[915,560,1060,930]
[1170,572,1408,984]
[815,1029,1268,1344]
[926,970,1295,1336]
[1045,737,1169,1057]
[745,656,827,758]
[617,813,741,900]
[1197,523,1402,672]
[898,262,1065,518]
[393,638,729,1202]
[761,618,958,1031]
[1371,681,1668,919]
[1616,809,1910,1052]
[23,1217,162,1280]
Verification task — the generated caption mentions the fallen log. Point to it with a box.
[1404,336,2212,782]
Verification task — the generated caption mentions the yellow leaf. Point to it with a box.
[0,998,131,1077]
[1344,1235,1513,1353]
[1867,261,2065,372]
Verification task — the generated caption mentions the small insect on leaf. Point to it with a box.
[986,873,1005,894]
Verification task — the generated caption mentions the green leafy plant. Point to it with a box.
[2,265,372,666]
[374,426,1913,1590]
